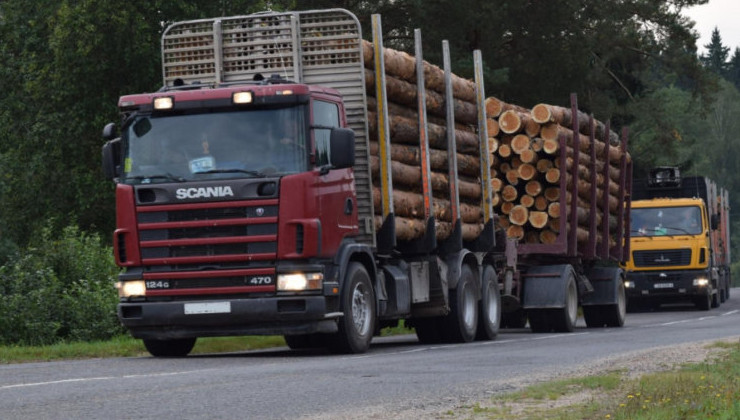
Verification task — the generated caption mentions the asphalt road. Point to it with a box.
[1,288,738,420]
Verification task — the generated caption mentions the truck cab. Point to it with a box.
[623,167,730,310]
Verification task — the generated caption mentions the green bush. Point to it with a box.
[0,225,123,345]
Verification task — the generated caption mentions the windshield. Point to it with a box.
[121,106,308,184]
[631,206,703,236]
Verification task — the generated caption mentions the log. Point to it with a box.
[511,134,531,154]
[531,137,544,152]
[539,123,630,165]
[536,158,553,173]
[491,177,503,192]
[498,144,512,159]
[505,169,520,185]
[500,201,514,215]
[368,141,481,178]
[502,184,518,202]
[362,40,476,102]
[517,163,537,181]
[373,215,483,241]
[371,187,483,223]
[484,96,529,118]
[367,111,480,154]
[363,68,478,124]
[545,168,561,184]
[499,110,522,134]
[369,156,482,200]
[487,118,500,137]
[509,205,529,226]
[525,180,542,196]
[520,194,535,208]
[507,225,525,240]
[531,103,620,145]
[540,229,558,244]
[528,211,549,229]
[544,187,560,202]
[519,148,537,164]
[534,195,548,211]
[548,202,560,218]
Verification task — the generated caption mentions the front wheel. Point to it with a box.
[330,262,375,354]
[143,337,197,357]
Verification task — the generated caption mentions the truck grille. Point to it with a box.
[135,199,279,297]
[632,249,692,267]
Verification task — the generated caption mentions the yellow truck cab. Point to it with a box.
[624,167,731,311]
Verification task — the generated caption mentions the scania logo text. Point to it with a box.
[175,186,234,200]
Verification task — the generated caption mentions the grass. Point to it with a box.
[0,321,414,364]
[454,340,740,419]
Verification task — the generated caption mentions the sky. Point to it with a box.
[686,0,740,54]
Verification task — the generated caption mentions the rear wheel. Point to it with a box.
[413,317,444,344]
[527,309,551,332]
[695,288,712,311]
[143,338,196,357]
[550,271,578,332]
[330,262,375,354]
[476,265,501,341]
[441,264,478,343]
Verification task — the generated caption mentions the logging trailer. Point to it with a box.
[101,9,631,356]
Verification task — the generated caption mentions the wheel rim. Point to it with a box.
[485,284,499,326]
[351,282,372,336]
[566,279,578,324]
[462,283,477,330]
[616,282,626,320]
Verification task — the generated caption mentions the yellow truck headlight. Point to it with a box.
[624,281,635,289]
[277,273,323,291]
[693,278,709,287]
[116,280,146,298]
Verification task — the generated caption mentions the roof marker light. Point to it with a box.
[153,96,174,110]
[233,91,253,104]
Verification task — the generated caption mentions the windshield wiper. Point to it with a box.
[194,168,267,177]
[124,173,186,183]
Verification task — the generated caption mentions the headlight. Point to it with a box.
[153,96,174,110]
[624,281,635,289]
[116,280,146,298]
[277,273,323,291]
[693,278,709,287]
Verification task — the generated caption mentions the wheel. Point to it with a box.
[695,288,711,311]
[284,333,328,350]
[413,317,444,344]
[527,309,551,333]
[329,262,375,354]
[143,338,196,357]
[440,264,479,343]
[550,270,578,332]
[583,306,605,328]
[501,308,527,329]
[711,287,720,308]
[603,280,627,327]
[476,265,501,341]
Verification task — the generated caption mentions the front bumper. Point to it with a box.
[118,295,341,339]
[624,269,710,302]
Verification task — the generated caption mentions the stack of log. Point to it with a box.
[362,40,485,242]
[485,97,630,246]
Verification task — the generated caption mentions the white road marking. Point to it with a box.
[0,370,207,390]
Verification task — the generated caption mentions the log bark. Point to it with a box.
[362,40,476,102]
[371,187,483,223]
[539,123,630,165]
[368,141,481,178]
[531,103,620,146]
[367,111,480,154]
[369,156,482,200]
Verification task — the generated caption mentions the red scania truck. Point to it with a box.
[102,9,631,356]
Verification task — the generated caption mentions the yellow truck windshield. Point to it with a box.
[631,206,702,236]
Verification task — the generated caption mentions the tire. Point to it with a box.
[583,306,605,328]
[550,270,578,332]
[284,333,328,350]
[476,265,501,341]
[413,317,444,344]
[603,280,627,327]
[143,338,196,357]
[695,288,711,311]
[527,309,551,333]
[440,264,478,343]
[329,262,375,354]
[501,308,527,329]
[711,287,720,308]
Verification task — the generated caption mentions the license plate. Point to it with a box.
[653,283,674,289]
[184,302,231,315]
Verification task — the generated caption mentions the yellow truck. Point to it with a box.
[624,167,731,310]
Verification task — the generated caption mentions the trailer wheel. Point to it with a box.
[414,318,443,344]
[330,262,375,354]
[143,338,196,357]
[550,271,578,332]
[583,306,605,328]
[527,309,551,332]
[476,265,501,341]
[501,309,527,329]
[441,264,478,343]
[711,288,720,308]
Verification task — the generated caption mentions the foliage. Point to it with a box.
[0,225,122,345]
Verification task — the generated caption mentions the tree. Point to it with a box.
[727,48,740,89]
[700,27,730,76]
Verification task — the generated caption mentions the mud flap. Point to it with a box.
[581,266,623,306]
[521,264,575,309]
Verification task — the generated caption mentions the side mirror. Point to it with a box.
[102,122,118,141]
[711,213,719,230]
[329,127,355,169]
[102,138,121,180]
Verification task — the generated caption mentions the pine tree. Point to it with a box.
[700,27,730,76]
[727,48,740,89]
